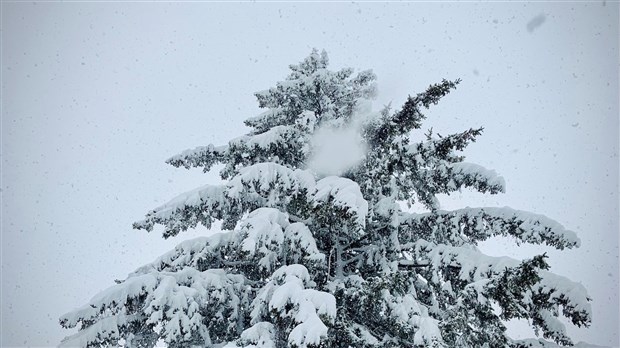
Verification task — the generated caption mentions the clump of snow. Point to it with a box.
[236,322,277,348]
[307,124,366,176]
[307,100,375,176]
[250,264,336,348]
[451,162,506,192]
[284,222,325,263]
[60,273,159,328]
[313,176,368,226]
[347,323,380,345]
[413,316,443,346]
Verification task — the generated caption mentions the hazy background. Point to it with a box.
[2,2,618,346]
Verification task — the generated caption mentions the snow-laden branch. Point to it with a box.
[166,143,228,173]
[401,240,591,342]
[353,127,502,210]
[166,125,307,179]
[133,184,229,237]
[249,265,336,348]
[400,207,580,249]
[60,268,251,347]
[401,130,505,209]
[314,176,369,228]
[135,163,369,239]
[133,163,314,236]
[133,208,325,279]
[244,107,289,132]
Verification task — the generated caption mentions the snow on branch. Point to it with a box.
[227,321,277,348]
[131,208,326,286]
[244,108,290,132]
[60,273,158,329]
[314,176,369,227]
[250,264,336,348]
[354,126,499,211]
[534,271,592,326]
[449,162,506,193]
[414,79,461,109]
[402,240,591,343]
[532,309,571,345]
[134,163,314,237]
[408,160,505,210]
[224,125,308,179]
[236,208,325,274]
[133,184,230,237]
[60,268,251,347]
[402,129,504,208]
[406,240,522,283]
[230,125,301,152]
[511,338,563,348]
[400,207,580,249]
[135,163,370,239]
[330,274,444,347]
[59,313,144,348]
[166,125,307,179]
[227,163,315,203]
[381,287,443,346]
[166,144,228,173]
[131,232,241,275]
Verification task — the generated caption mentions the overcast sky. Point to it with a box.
[2,2,618,347]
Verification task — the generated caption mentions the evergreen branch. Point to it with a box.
[415,78,461,108]
[399,207,580,249]
[166,144,227,173]
[365,79,460,146]
[407,127,484,162]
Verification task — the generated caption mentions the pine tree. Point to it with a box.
[60,50,592,348]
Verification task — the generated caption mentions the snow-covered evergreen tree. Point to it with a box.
[60,50,592,347]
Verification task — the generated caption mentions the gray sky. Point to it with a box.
[2,2,618,346]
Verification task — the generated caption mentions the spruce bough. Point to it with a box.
[60,50,591,348]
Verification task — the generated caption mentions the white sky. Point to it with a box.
[2,2,618,347]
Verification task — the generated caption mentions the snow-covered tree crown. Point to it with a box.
[60,49,591,348]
